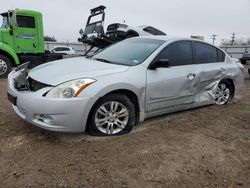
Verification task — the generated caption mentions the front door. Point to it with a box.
[146,41,197,114]
[14,15,39,52]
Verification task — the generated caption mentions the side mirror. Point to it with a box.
[79,28,84,35]
[148,59,170,70]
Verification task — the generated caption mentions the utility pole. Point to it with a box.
[211,34,217,44]
[231,33,235,46]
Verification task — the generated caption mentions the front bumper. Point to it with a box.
[7,70,91,133]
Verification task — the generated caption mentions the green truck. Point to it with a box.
[0,9,63,78]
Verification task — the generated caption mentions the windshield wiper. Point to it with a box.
[92,58,112,64]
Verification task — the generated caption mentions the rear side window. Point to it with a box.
[195,42,218,64]
[16,15,35,28]
[158,41,193,66]
[217,49,225,62]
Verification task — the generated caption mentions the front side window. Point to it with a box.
[157,41,193,66]
[195,42,218,64]
[16,15,35,28]
[92,38,165,66]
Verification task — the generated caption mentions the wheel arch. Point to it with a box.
[220,78,236,98]
[0,44,20,66]
[86,88,141,132]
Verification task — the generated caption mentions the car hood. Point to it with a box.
[28,57,129,86]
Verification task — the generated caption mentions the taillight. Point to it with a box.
[237,62,245,73]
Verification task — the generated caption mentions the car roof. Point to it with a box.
[138,35,196,42]
[137,35,218,46]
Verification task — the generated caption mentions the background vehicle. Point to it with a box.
[240,53,250,75]
[240,52,250,64]
[78,6,166,55]
[106,24,166,41]
[0,9,64,78]
[8,37,244,136]
[50,46,77,55]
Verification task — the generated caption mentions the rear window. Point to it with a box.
[243,53,250,57]
[54,47,70,51]
[143,26,166,35]
[16,15,35,28]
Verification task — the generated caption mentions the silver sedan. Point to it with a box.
[7,36,244,136]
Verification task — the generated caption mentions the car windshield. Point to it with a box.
[1,16,9,28]
[92,38,165,66]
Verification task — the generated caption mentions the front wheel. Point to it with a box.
[215,81,233,105]
[88,94,135,136]
[0,55,12,78]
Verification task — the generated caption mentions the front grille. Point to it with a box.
[28,77,50,92]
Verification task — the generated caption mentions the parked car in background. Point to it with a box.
[240,53,250,75]
[106,24,166,40]
[50,46,77,55]
[240,53,250,64]
[8,36,244,136]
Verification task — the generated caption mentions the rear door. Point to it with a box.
[193,41,227,93]
[14,15,39,52]
[146,41,198,113]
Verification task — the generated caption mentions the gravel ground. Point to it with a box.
[0,71,249,188]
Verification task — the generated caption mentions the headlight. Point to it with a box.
[46,78,96,98]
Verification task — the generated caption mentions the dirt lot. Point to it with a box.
[0,72,250,188]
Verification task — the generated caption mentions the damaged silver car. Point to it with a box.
[7,36,244,136]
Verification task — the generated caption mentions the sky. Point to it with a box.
[1,0,250,45]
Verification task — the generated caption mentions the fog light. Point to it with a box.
[35,114,54,125]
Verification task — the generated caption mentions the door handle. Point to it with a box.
[217,67,226,74]
[187,73,196,80]
[220,68,226,71]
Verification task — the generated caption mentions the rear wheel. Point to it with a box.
[215,81,233,105]
[88,94,135,136]
[0,55,12,78]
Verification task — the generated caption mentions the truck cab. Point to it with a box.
[0,9,62,78]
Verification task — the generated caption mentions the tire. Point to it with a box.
[0,54,12,78]
[248,69,250,75]
[215,80,234,105]
[88,94,136,136]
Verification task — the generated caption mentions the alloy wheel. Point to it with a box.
[215,83,230,105]
[94,101,129,135]
[0,59,8,76]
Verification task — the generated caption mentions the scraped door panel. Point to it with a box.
[146,65,197,113]
[196,63,227,92]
